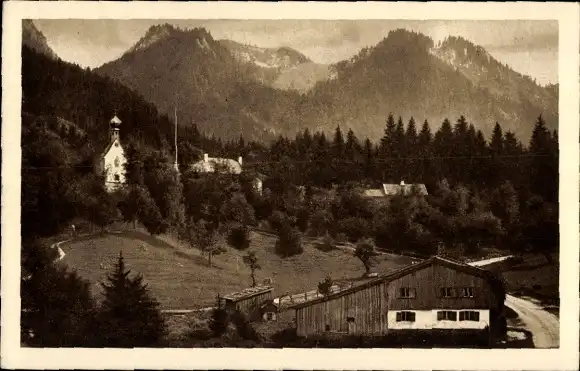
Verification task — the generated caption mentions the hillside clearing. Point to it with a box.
[60,230,412,309]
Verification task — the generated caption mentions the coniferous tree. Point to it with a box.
[97,251,166,347]
[333,125,345,158]
[21,238,98,347]
[528,115,558,201]
[379,114,396,157]
[405,117,418,154]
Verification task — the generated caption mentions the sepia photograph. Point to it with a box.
[2,1,579,370]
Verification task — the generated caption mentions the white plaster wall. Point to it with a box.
[103,139,127,191]
[388,309,490,330]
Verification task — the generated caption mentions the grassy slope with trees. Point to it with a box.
[21,42,558,347]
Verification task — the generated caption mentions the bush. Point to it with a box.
[308,209,334,236]
[336,217,371,243]
[227,224,251,250]
[275,224,303,257]
[209,307,229,337]
[315,233,335,252]
[231,310,260,341]
[318,275,333,296]
[334,232,348,244]
[269,210,289,232]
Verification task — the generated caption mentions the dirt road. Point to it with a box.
[503,295,559,348]
[468,256,560,349]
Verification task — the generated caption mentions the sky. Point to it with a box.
[34,19,558,85]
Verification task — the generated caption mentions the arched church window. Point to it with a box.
[114,157,120,167]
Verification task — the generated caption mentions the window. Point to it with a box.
[114,174,120,182]
[398,287,416,298]
[347,316,355,323]
[459,311,480,321]
[460,287,474,298]
[440,287,456,298]
[325,324,331,331]
[396,311,416,322]
[266,312,274,320]
[114,157,120,167]
[437,311,457,321]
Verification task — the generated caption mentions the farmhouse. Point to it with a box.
[97,115,127,192]
[190,153,243,175]
[288,256,503,338]
[362,180,428,203]
[220,285,274,321]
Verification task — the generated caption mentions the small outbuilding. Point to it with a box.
[221,285,274,321]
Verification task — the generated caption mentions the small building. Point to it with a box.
[221,285,274,321]
[362,180,428,204]
[190,153,243,175]
[97,115,127,193]
[259,299,279,321]
[288,256,503,338]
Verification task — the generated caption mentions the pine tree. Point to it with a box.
[97,251,166,347]
[345,128,361,162]
[379,114,396,157]
[333,125,345,158]
[405,117,418,154]
[21,238,98,347]
[528,115,557,201]
[394,116,406,157]
[418,119,432,156]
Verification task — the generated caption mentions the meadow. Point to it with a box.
[60,229,413,309]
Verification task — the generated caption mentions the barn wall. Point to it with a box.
[387,310,490,330]
[296,283,388,337]
[386,263,493,310]
[235,291,273,320]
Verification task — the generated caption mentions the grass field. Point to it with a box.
[487,253,559,310]
[60,229,413,309]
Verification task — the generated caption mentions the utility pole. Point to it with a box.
[174,106,179,173]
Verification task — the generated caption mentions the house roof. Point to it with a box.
[362,183,428,198]
[288,256,494,310]
[222,285,273,302]
[190,157,242,174]
[383,183,428,196]
[362,189,385,198]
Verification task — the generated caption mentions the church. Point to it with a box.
[97,115,127,192]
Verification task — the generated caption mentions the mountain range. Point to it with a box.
[24,21,558,143]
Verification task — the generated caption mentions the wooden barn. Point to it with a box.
[221,285,274,321]
[289,256,504,338]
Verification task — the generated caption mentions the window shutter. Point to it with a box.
[437,311,444,321]
[409,312,416,322]
[450,311,457,321]
[459,311,465,321]
[396,312,402,322]
[410,288,416,298]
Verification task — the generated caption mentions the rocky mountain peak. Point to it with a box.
[22,19,59,60]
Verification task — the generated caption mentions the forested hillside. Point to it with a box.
[96,26,558,143]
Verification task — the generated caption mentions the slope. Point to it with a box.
[303,29,557,141]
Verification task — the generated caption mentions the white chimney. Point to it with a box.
[204,153,209,162]
[400,180,405,186]
[238,156,243,166]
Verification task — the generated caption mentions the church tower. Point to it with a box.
[100,114,127,193]
[110,114,122,142]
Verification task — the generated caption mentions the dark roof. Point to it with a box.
[288,256,494,310]
[222,285,273,302]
